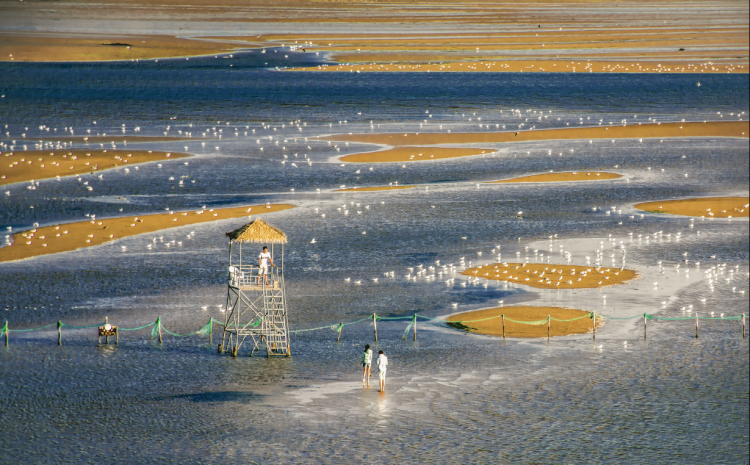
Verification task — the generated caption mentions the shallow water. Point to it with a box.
[0,53,748,463]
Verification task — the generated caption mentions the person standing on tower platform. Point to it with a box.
[257,246,275,286]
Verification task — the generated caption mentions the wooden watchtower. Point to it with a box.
[219,219,290,358]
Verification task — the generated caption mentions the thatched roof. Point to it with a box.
[226,218,287,244]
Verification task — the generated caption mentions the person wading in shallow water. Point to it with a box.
[361,344,373,387]
[257,246,275,286]
[376,349,388,392]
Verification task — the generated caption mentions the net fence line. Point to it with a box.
[2,311,746,346]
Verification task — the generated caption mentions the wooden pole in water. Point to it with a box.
[157,318,163,344]
[742,314,745,339]
[373,313,378,342]
[547,314,550,341]
[695,313,699,338]
[58,321,62,346]
[337,323,343,342]
[592,312,596,340]
[413,314,417,341]
[208,318,213,346]
[644,314,647,340]
[502,315,505,339]
[4,321,8,346]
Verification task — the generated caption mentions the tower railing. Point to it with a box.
[228,265,282,289]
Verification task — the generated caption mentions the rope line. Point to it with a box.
[5,322,58,332]
[1,312,745,343]
[503,317,549,325]
[118,322,156,331]
[61,322,106,329]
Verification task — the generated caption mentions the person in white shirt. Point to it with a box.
[257,246,275,286]
[361,344,373,387]
[376,350,388,392]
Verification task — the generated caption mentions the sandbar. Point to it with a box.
[340,147,494,163]
[447,306,599,338]
[634,197,749,218]
[489,172,621,183]
[324,121,749,147]
[303,59,745,74]
[334,185,415,192]
[0,33,242,62]
[462,262,637,289]
[1,150,189,186]
[0,204,295,263]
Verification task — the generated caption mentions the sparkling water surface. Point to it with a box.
[0,54,748,463]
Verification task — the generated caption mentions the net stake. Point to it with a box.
[413,314,417,341]
[742,314,746,339]
[644,313,647,340]
[695,313,699,338]
[373,313,378,342]
[336,323,343,342]
[502,315,505,339]
[4,321,8,347]
[547,314,550,341]
[58,321,62,346]
[592,312,596,340]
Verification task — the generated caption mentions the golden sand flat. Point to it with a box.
[447,306,601,338]
[0,204,295,263]
[635,197,749,218]
[462,262,637,290]
[1,150,189,186]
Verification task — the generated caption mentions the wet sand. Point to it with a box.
[635,197,749,218]
[259,27,747,46]
[340,147,494,163]
[447,306,600,338]
[324,121,749,149]
[462,262,638,290]
[31,136,204,144]
[0,204,295,263]
[3,0,746,72]
[489,172,621,183]
[1,150,189,186]
[0,33,242,62]
[242,25,750,73]
[334,185,415,192]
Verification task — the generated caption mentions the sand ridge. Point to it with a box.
[0,204,295,263]
[1,150,189,186]
[340,147,495,163]
[489,172,622,183]
[0,33,244,62]
[244,24,750,73]
[447,306,600,338]
[462,262,638,290]
[635,197,749,218]
[334,185,416,192]
[324,121,749,148]
[302,60,745,74]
